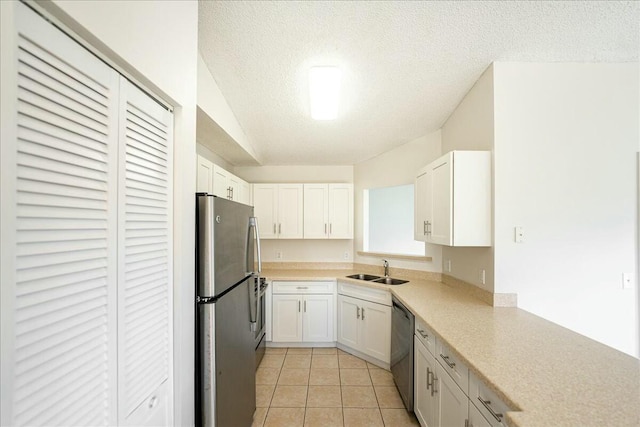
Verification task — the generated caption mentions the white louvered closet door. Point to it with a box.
[117,79,173,425]
[2,3,120,426]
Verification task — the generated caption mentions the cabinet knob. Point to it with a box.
[148,395,158,409]
[477,397,503,422]
[439,353,456,369]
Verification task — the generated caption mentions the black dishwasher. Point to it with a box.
[391,295,415,411]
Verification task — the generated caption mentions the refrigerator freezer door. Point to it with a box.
[197,195,254,298]
[198,302,216,427]
[214,278,256,427]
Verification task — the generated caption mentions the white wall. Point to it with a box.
[42,0,199,423]
[197,53,259,162]
[235,165,355,262]
[354,132,442,272]
[440,65,495,291]
[493,63,639,356]
[197,143,233,171]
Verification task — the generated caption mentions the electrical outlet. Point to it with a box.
[276,251,282,260]
[480,269,486,285]
[622,273,632,289]
[446,259,451,272]
[514,226,524,243]
[343,251,350,260]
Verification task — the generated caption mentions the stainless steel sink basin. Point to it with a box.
[346,273,381,281]
[372,277,409,285]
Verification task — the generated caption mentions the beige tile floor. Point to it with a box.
[253,347,419,427]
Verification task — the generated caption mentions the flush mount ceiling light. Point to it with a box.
[309,66,341,120]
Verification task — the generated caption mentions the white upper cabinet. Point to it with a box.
[253,184,278,238]
[303,183,353,239]
[253,184,303,239]
[195,155,250,205]
[415,151,491,246]
[303,184,329,238]
[196,156,214,193]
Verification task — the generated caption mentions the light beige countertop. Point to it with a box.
[262,268,640,427]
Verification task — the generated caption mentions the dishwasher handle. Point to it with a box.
[392,299,411,320]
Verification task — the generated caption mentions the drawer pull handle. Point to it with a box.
[478,397,503,422]
[417,329,428,339]
[426,367,433,391]
[296,287,308,289]
[439,354,456,369]
[148,395,158,409]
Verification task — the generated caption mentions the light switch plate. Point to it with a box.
[622,273,632,289]
[514,226,524,243]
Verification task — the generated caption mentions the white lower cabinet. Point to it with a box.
[337,292,391,364]
[414,318,509,427]
[414,337,439,427]
[438,362,468,427]
[468,402,492,427]
[271,281,335,343]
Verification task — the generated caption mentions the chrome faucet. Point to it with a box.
[383,259,389,277]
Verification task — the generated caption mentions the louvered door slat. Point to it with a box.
[3,4,119,426]
[118,78,173,422]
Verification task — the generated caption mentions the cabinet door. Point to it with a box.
[253,184,278,238]
[228,173,242,202]
[303,294,334,342]
[360,301,391,363]
[239,179,251,206]
[337,295,359,349]
[303,184,329,238]
[196,155,213,193]
[277,184,303,238]
[468,402,492,427]
[414,169,429,242]
[1,4,120,425]
[118,79,173,425]
[429,154,453,245]
[328,184,353,239]
[437,363,468,427]
[414,337,439,427]
[271,295,302,342]
[212,164,230,199]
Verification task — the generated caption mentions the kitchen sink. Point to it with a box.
[372,277,408,285]
[346,273,380,281]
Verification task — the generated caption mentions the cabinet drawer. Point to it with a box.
[272,280,335,294]
[414,318,436,356]
[338,282,391,306]
[469,372,512,427]
[436,340,469,395]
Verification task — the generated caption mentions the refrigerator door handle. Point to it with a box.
[249,280,257,332]
[248,217,262,274]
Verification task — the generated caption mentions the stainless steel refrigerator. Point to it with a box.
[196,194,262,427]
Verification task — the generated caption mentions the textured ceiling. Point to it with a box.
[198,1,639,166]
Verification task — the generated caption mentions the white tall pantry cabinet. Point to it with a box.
[1,3,173,426]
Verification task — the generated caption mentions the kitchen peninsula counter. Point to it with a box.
[262,267,640,427]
